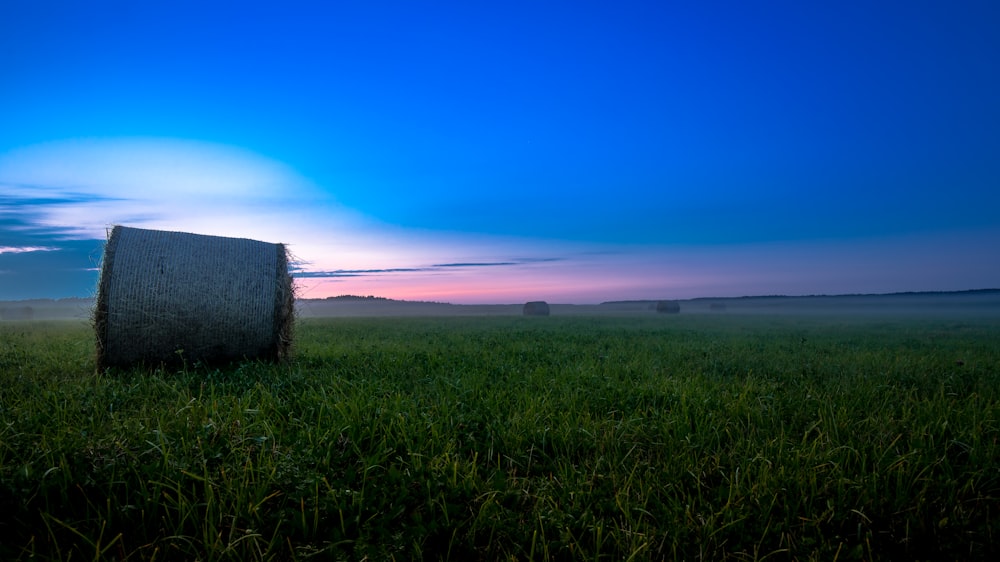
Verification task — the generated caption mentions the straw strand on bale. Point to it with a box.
[95,226,294,369]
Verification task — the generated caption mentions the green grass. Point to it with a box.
[1,314,999,560]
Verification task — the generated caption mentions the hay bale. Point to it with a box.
[655,300,680,314]
[95,226,294,369]
[523,301,550,316]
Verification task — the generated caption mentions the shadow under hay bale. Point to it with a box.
[523,301,550,316]
[95,226,294,369]
[655,300,681,314]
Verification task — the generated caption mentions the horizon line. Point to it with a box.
[3,287,999,306]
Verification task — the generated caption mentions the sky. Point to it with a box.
[1,0,998,304]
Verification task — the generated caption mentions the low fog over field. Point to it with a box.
[5,290,998,322]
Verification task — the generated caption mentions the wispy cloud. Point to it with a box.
[0,139,327,243]
[513,257,565,263]
[0,246,59,254]
[1,139,600,300]
[296,258,566,279]
[432,262,517,268]
[0,237,105,299]
[0,139,409,277]
[0,187,121,243]
[295,267,431,278]
[2,138,542,277]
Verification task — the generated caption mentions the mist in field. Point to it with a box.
[5,290,998,323]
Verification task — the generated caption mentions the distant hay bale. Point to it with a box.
[655,300,680,314]
[95,226,294,369]
[523,301,550,316]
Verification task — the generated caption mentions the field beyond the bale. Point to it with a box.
[1,314,999,561]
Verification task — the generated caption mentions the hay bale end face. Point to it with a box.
[655,300,681,314]
[95,226,294,369]
[523,301,550,316]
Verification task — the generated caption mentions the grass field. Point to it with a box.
[1,314,998,560]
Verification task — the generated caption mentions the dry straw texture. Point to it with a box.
[523,301,551,316]
[95,226,294,369]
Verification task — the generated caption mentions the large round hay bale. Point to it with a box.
[523,301,550,316]
[655,300,680,314]
[95,226,294,369]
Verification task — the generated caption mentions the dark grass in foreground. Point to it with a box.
[1,315,998,560]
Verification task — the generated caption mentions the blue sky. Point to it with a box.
[2,0,998,303]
